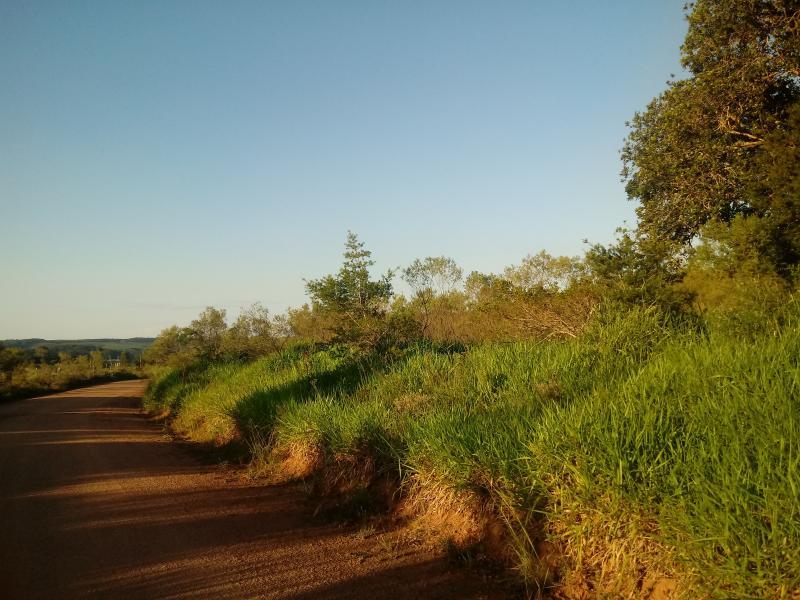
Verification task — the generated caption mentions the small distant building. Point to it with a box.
[103,358,121,369]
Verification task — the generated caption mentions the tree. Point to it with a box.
[287,304,336,343]
[583,229,690,311]
[223,303,277,359]
[503,251,583,293]
[464,271,507,304]
[143,325,196,368]
[0,346,26,375]
[305,232,394,348]
[402,256,463,337]
[34,346,50,364]
[623,0,800,275]
[188,307,227,361]
[89,350,104,374]
[402,256,463,296]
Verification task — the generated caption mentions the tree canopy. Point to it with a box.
[623,0,800,275]
[304,232,394,347]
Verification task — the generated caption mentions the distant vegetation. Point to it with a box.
[1,338,153,360]
[0,338,149,401]
[143,2,799,598]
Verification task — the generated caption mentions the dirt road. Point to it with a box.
[0,381,503,599]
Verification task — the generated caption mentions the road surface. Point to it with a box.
[0,380,502,599]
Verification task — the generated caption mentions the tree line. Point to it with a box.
[0,345,140,400]
[139,0,797,365]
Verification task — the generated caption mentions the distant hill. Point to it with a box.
[1,338,155,360]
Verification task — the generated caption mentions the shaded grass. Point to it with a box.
[145,305,800,598]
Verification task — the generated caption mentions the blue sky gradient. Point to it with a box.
[1,1,687,338]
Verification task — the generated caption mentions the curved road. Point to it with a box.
[0,381,501,599]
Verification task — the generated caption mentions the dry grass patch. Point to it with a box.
[398,475,520,567]
[392,392,434,417]
[545,488,683,600]
[270,440,324,481]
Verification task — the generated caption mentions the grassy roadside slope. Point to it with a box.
[144,304,800,598]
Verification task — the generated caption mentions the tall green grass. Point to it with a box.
[145,304,800,598]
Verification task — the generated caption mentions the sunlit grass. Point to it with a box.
[145,303,800,597]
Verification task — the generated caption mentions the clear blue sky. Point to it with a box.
[0,1,687,339]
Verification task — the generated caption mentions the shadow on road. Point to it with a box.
[0,381,502,599]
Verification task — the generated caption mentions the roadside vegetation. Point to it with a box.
[0,345,142,401]
[143,2,800,598]
[0,337,153,359]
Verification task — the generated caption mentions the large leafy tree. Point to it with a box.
[623,0,800,274]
